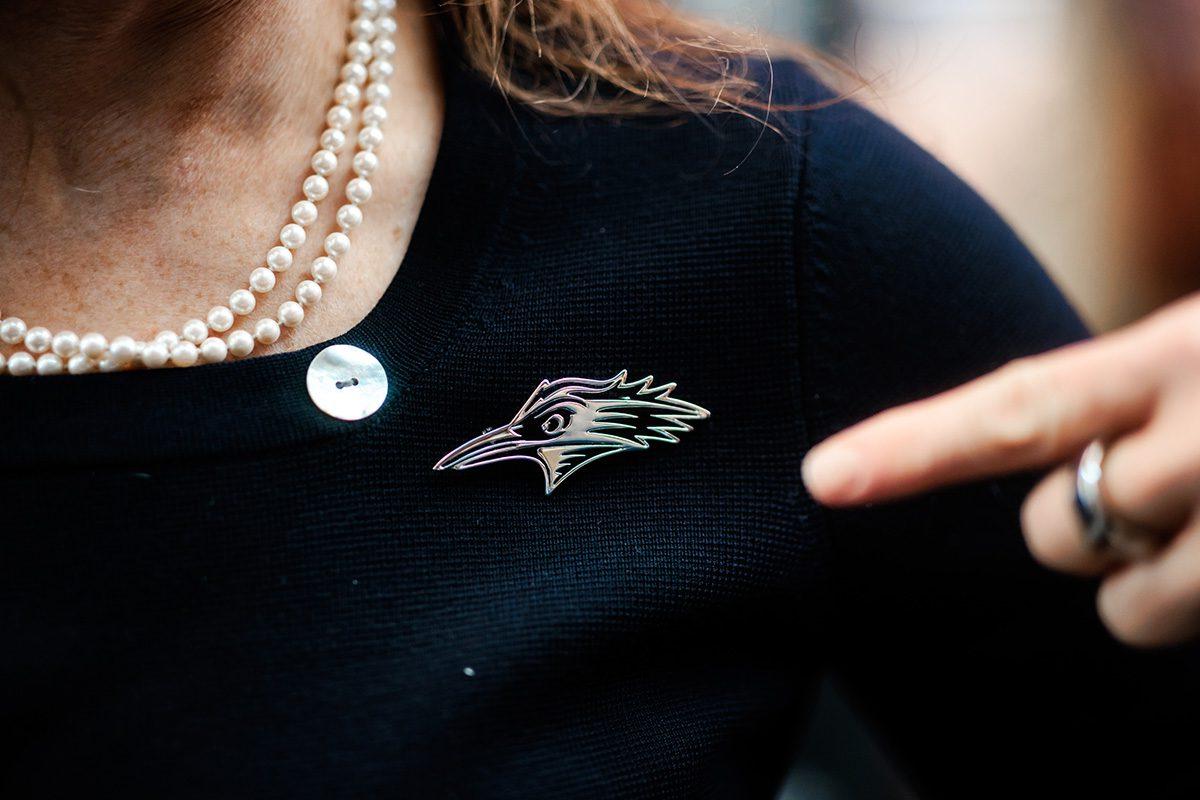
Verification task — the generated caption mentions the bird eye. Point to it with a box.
[541,413,567,434]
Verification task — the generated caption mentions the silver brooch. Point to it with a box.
[434,370,710,494]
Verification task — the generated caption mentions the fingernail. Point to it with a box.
[802,445,863,503]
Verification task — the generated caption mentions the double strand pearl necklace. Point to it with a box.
[0,0,397,377]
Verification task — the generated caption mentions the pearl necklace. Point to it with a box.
[0,0,396,377]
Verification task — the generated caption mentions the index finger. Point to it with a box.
[801,330,1157,507]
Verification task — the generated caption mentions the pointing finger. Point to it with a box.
[803,331,1156,506]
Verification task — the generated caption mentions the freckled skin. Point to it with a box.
[0,0,443,356]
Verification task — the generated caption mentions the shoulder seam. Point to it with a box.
[791,98,842,633]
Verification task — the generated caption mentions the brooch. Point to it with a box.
[434,370,710,494]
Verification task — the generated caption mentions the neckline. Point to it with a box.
[1,49,526,466]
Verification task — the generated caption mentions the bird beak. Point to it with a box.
[433,426,521,471]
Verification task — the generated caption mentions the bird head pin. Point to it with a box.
[433,371,710,494]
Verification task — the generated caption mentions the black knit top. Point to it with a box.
[3,49,1198,799]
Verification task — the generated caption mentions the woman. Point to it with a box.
[1,1,1196,798]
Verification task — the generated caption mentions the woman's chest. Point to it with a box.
[2,371,824,793]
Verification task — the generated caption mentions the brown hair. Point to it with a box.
[434,0,820,120]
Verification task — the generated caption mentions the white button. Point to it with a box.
[306,344,388,421]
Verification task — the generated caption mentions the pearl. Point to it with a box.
[109,335,138,364]
[357,125,383,150]
[334,81,362,107]
[181,318,208,344]
[311,149,338,176]
[365,82,391,104]
[336,204,363,230]
[352,150,378,176]
[230,289,256,316]
[278,300,305,328]
[296,280,323,307]
[7,351,35,376]
[67,353,94,374]
[311,256,338,284]
[24,327,51,354]
[324,232,351,257]
[266,245,293,272]
[79,332,107,359]
[326,104,353,130]
[346,177,373,204]
[355,0,379,14]
[280,223,307,249]
[254,318,281,344]
[341,62,368,87]
[249,267,277,293]
[1,317,27,345]
[350,16,375,40]
[362,104,387,127]
[226,329,254,358]
[368,60,394,82]
[36,353,63,375]
[319,129,347,156]
[170,341,199,367]
[377,14,397,35]
[291,199,319,226]
[373,38,396,60]
[346,40,372,64]
[303,175,329,201]
[207,306,235,333]
[141,341,170,369]
[155,330,181,349]
[51,331,80,358]
[102,352,131,372]
[199,336,228,364]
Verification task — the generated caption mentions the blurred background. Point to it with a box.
[673,0,1200,797]
[681,0,1200,333]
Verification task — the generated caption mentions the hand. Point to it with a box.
[802,293,1200,647]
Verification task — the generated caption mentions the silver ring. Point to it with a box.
[1074,440,1112,549]
[1074,439,1158,559]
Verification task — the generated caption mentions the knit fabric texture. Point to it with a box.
[3,46,1199,799]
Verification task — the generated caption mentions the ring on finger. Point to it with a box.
[1074,440,1159,560]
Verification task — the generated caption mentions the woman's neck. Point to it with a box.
[0,1,345,205]
[0,0,445,351]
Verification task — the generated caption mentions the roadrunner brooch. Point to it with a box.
[434,371,710,494]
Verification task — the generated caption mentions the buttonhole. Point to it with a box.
[336,377,360,389]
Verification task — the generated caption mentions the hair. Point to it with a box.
[433,0,833,121]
